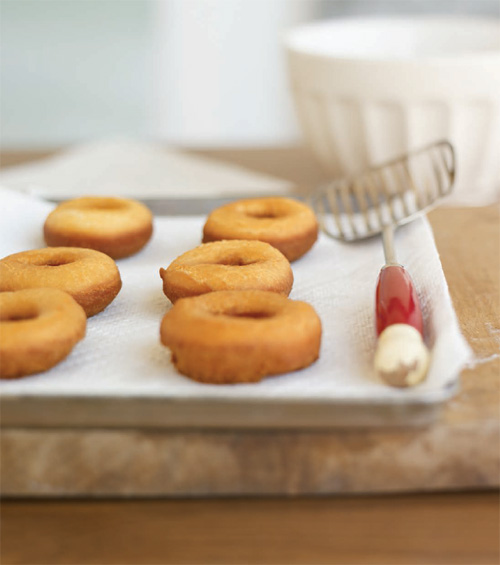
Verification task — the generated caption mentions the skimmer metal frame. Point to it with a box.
[311,140,455,264]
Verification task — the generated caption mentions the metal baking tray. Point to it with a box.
[0,196,467,429]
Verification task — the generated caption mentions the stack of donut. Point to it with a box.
[0,196,153,378]
[159,196,322,384]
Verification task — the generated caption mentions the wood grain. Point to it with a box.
[1,492,499,565]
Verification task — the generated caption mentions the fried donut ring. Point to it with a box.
[160,290,322,384]
[0,288,86,379]
[0,247,122,317]
[159,240,293,303]
[44,196,153,259]
[202,197,318,262]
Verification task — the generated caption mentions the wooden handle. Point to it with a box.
[375,266,429,387]
[374,324,430,387]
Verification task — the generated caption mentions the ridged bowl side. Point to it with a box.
[292,89,500,204]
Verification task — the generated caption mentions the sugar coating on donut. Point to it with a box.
[202,197,318,261]
[44,196,153,259]
[0,288,86,379]
[160,290,322,384]
[0,247,122,317]
[159,240,294,303]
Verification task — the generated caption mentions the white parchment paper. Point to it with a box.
[0,188,471,403]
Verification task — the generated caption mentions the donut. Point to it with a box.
[160,290,322,384]
[44,196,153,259]
[0,247,122,317]
[0,288,86,379]
[159,240,293,303]
[202,197,318,261]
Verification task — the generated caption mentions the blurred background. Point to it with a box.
[1,0,499,149]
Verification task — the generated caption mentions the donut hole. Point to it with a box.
[215,306,276,320]
[216,256,257,267]
[43,258,76,267]
[89,201,125,211]
[244,209,282,219]
[230,311,274,319]
[1,307,38,322]
[22,256,76,267]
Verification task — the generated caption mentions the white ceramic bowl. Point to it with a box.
[284,17,500,204]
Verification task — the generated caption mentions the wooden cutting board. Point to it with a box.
[0,149,498,497]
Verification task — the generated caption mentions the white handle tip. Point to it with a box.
[375,324,430,388]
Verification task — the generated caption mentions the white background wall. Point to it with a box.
[1,0,153,148]
[151,0,317,146]
[1,0,498,149]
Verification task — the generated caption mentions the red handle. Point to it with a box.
[375,265,423,337]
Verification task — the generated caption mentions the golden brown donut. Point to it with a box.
[0,247,122,317]
[159,240,293,303]
[202,197,318,261]
[160,290,322,384]
[0,288,86,379]
[44,196,153,259]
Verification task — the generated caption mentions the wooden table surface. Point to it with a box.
[1,148,499,565]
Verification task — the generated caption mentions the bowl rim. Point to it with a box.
[283,15,500,63]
